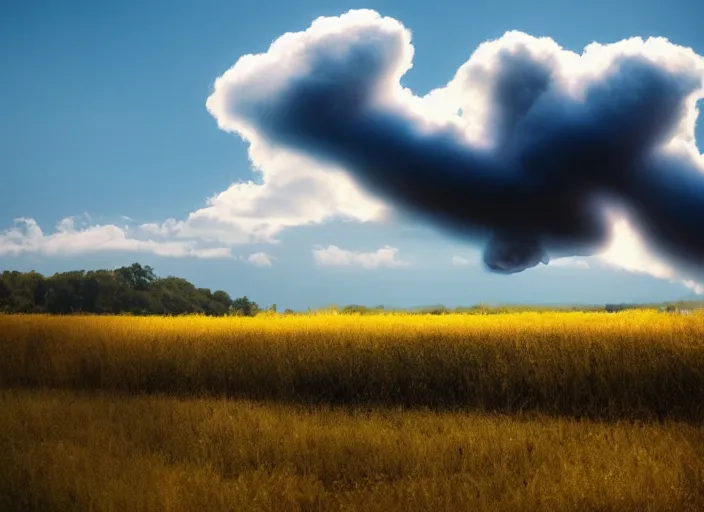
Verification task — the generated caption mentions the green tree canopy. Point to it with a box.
[0,264,255,317]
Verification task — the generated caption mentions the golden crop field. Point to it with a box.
[1,311,703,511]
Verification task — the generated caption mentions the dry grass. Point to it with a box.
[1,312,703,510]
[1,389,702,512]
[1,312,703,419]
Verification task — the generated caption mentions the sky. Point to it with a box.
[1,0,703,310]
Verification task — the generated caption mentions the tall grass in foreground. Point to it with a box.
[1,311,704,419]
[1,389,702,512]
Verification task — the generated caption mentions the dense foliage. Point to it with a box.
[0,263,259,316]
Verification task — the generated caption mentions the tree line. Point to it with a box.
[0,263,260,316]
[1,263,700,316]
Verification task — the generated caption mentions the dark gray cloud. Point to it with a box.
[207,10,704,276]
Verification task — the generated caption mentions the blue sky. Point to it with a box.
[2,0,703,309]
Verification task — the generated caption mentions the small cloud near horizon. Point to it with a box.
[451,254,479,266]
[313,245,409,269]
[245,252,274,267]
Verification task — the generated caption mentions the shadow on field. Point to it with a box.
[1,315,704,423]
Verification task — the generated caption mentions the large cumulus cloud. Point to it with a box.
[206,9,704,283]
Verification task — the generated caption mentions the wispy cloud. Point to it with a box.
[137,150,388,246]
[549,258,591,269]
[0,217,233,259]
[313,245,409,269]
[245,252,273,267]
[451,254,479,266]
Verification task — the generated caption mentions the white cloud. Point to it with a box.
[549,257,591,269]
[0,217,234,259]
[599,215,674,279]
[451,254,478,266]
[136,144,387,246]
[596,213,704,293]
[684,280,704,294]
[245,252,273,267]
[313,245,409,269]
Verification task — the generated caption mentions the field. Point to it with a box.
[1,312,703,511]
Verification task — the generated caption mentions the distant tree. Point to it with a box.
[0,276,12,312]
[419,305,449,315]
[0,270,46,312]
[342,305,370,315]
[230,296,260,317]
[45,271,87,314]
[153,277,204,315]
[212,290,233,308]
[0,265,249,317]
[26,271,48,311]
[115,263,156,291]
